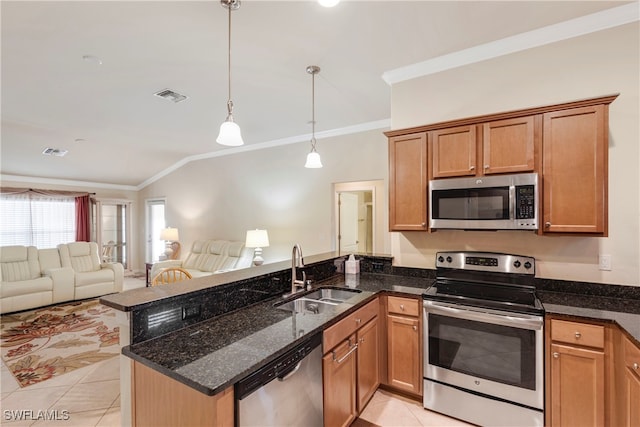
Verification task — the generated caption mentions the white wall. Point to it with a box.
[137,129,388,266]
[389,23,639,286]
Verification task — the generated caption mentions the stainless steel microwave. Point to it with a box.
[429,173,538,230]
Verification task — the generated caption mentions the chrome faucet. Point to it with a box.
[291,244,306,295]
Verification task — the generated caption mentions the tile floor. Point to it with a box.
[1,276,472,427]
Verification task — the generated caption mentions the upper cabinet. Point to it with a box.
[542,105,608,234]
[430,116,538,179]
[385,94,617,236]
[388,132,428,231]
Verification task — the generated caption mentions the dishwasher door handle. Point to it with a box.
[277,361,303,382]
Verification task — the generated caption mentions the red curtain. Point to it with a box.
[75,195,91,242]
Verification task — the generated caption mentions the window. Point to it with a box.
[0,193,76,248]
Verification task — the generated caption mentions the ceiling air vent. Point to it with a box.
[42,148,68,157]
[154,88,188,103]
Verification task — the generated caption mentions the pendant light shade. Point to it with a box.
[217,0,244,147]
[305,65,323,169]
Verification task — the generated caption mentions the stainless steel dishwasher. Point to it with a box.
[236,332,323,426]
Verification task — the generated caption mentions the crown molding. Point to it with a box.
[0,174,139,192]
[382,2,639,85]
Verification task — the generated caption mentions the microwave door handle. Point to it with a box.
[509,185,516,220]
[424,302,543,331]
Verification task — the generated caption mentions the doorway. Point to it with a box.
[334,180,384,256]
[145,198,166,263]
[92,199,132,270]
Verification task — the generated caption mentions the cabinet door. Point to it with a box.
[323,337,358,427]
[387,314,421,395]
[357,317,379,412]
[483,116,536,175]
[431,125,477,178]
[624,368,640,427]
[542,105,607,234]
[388,132,428,230]
[550,343,605,427]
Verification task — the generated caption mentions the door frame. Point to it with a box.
[333,180,385,256]
[144,197,167,264]
[94,198,133,272]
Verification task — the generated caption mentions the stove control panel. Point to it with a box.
[436,251,535,275]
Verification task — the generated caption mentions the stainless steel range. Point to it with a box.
[423,251,544,427]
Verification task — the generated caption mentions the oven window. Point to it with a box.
[428,314,536,390]
[431,187,509,220]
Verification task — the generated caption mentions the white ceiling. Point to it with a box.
[1,1,629,189]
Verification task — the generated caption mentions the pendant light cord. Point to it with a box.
[311,71,316,150]
[227,1,233,115]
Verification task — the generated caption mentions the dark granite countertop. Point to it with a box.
[123,273,431,396]
[538,290,640,346]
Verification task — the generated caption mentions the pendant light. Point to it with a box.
[304,65,323,168]
[216,0,244,147]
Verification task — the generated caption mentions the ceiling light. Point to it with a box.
[216,0,244,147]
[304,65,323,169]
[318,0,340,7]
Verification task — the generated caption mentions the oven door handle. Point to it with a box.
[424,301,543,331]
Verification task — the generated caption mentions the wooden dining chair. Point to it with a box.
[151,267,192,286]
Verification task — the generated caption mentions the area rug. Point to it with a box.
[0,299,119,388]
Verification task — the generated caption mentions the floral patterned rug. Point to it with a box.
[0,299,119,387]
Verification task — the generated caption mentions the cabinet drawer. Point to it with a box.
[623,335,640,375]
[324,298,379,352]
[550,319,604,348]
[387,296,420,317]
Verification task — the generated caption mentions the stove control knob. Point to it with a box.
[438,256,444,263]
[446,256,453,263]
[524,261,532,269]
[513,260,521,268]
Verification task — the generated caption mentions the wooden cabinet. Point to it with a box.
[542,105,608,234]
[430,116,537,179]
[132,360,234,427]
[386,296,422,395]
[323,298,380,427]
[430,125,477,178]
[323,336,358,427]
[546,318,611,427]
[388,132,428,231]
[622,335,640,426]
[356,316,380,412]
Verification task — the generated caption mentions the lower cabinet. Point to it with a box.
[132,360,234,427]
[546,317,611,427]
[622,335,640,426]
[322,298,380,427]
[386,296,422,396]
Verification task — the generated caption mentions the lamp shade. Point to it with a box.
[245,229,269,248]
[159,227,179,241]
[305,151,323,168]
[217,120,244,146]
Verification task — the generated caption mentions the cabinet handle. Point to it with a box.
[360,337,365,343]
[412,325,417,331]
[633,363,639,370]
[355,318,361,325]
[400,304,405,311]
[469,166,475,171]
[553,352,560,358]
[575,332,581,339]
[484,165,489,169]
[545,222,551,228]
[333,343,358,364]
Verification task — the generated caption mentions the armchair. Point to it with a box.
[57,242,124,300]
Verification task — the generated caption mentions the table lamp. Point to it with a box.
[245,229,269,266]
[159,227,180,260]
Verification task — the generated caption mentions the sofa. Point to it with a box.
[0,242,123,314]
[149,239,254,281]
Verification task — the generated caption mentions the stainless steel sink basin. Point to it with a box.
[304,288,361,304]
[275,298,337,314]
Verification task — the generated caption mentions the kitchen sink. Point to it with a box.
[275,298,337,314]
[304,288,361,304]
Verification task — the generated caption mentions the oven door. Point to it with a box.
[423,300,543,410]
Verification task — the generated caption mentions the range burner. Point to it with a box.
[423,251,544,315]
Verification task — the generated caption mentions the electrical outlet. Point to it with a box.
[598,255,612,271]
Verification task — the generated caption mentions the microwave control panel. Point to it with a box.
[515,185,536,219]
